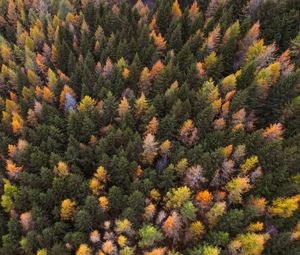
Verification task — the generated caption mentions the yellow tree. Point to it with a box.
[240,156,259,173]
[246,222,264,233]
[204,52,217,71]
[142,134,158,165]
[226,177,251,203]
[11,112,23,134]
[268,195,300,218]
[6,159,23,178]
[229,233,270,255]
[202,245,221,255]
[165,81,179,97]
[54,161,70,177]
[135,93,149,117]
[5,98,19,114]
[118,235,127,248]
[245,40,266,64]
[150,189,161,202]
[150,60,164,78]
[238,21,260,65]
[291,221,300,241]
[122,68,130,79]
[76,244,92,255]
[78,96,97,111]
[99,196,109,211]
[205,202,226,228]
[165,186,191,209]
[223,20,240,44]
[172,0,182,18]
[179,119,199,146]
[187,221,205,241]
[145,117,159,135]
[36,54,47,73]
[212,98,222,114]
[263,123,284,140]
[36,249,47,255]
[175,158,188,174]
[223,144,234,158]
[144,203,156,221]
[47,68,58,90]
[60,199,77,220]
[30,21,45,47]
[118,97,130,118]
[1,179,18,213]
[136,165,143,177]
[144,247,167,255]
[27,69,40,85]
[150,31,166,51]
[139,67,152,95]
[1,44,12,63]
[115,218,134,235]
[222,74,237,93]
[222,101,231,116]
[8,144,17,158]
[43,87,54,103]
[133,0,149,17]
[189,1,199,20]
[256,62,280,98]
[160,139,171,156]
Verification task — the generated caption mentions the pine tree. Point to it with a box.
[156,0,172,35]
[169,23,183,53]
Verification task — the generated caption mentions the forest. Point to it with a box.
[0,0,300,254]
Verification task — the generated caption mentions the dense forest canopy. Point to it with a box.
[0,0,300,254]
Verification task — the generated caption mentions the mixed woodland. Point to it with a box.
[0,0,300,254]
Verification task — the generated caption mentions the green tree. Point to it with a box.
[138,225,163,248]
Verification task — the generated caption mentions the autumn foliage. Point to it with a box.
[0,0,299,254]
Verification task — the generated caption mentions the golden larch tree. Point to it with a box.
[60,199,77,220]
[189,1,199,20]
[118,97,130,118]
[142,133,159,165]
[172,0,182,18]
